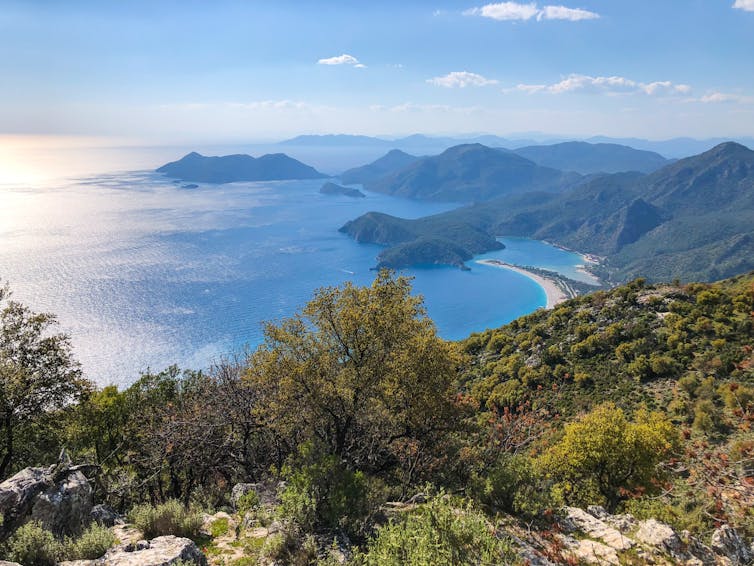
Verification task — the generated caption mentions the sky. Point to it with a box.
[1,0,754,143]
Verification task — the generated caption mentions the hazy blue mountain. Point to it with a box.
[362,144,580,202]
[277,133,539,152]
[513,141,669,174]
[585,136,754,159]
[319,182,365,198]
[340,150,420,185]
[279,134,391,148]
[341,142,754,280]
[156,152,326,183]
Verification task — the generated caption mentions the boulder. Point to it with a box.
[60,536,207,565]
[30,470,92,536]
[0,463,95,539]
[710,525,752,564]
[635,518,684,555]
[0,561,23,566]
[91,503,123,527]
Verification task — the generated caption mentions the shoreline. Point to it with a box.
[476,259,576,309]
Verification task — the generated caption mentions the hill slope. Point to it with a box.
[513,141,670,174]
[362,144,580,202]
[156,152,326,183]
[340,149,419,185]
[341,143,754,280]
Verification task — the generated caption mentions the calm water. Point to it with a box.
[0,149,594,385]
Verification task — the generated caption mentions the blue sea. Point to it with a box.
[0,148,596,386]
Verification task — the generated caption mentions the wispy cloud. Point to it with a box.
[692,91,754,104]
[427,71,499,88]
[317,54,365,68]
[464,2,599,22]
[514,74,691,96]
[733,0,754,11]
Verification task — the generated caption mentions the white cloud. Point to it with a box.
[464,2,599,21]
[692,91,754,104]
[427,71,499,88]
[317,54,365,67]
[733,0,754,11]
[538,5,600,20]
[465,2,539,20]
[515,74,691,96]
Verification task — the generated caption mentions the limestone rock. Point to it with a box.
[563,506,633,551]
[91,504,122,527]
[711,525,752,565]
[559,534,620,565]
[87,535,206,565]
[0,465,94,539]
[0,561,23,566]
[30,470,92,536]
[635,518,684,555]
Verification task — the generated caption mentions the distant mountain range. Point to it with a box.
[340,142,754,282]
[340,142,670,192]
[279,133,754,160]
[156,151,326,183]
[512,142,670,174]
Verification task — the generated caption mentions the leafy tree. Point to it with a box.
[246,270,463,483]
[539,403,678,510]
[0,285,88,478]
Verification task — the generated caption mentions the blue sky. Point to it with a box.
[1,0,753,142]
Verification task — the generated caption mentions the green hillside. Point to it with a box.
[342,142,754,282]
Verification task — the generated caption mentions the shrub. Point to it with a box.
[4,521,61,566]
[62,522,116,560]
[209,517,229,538]
[279,442,369,533]
[472,454,552,519]
[353,491,516,566]
[539,403,678,510]
[236,490,261,516]
[128,499,204,539]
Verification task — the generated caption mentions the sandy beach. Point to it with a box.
[476,259,573,308]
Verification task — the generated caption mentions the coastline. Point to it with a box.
[476,259,577,309]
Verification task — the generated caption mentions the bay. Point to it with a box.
[0,148,594,386]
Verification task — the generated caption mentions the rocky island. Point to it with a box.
[319,181,365,198]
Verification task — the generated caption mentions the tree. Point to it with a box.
[539,403,678,510]
[246,270,463,483]
[0,285,89,478]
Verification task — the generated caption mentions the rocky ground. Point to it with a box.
[2,465,753,565]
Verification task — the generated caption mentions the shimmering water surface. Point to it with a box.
[0,147,594,385]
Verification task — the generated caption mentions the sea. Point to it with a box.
[0,138,596,386]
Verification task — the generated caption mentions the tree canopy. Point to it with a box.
[246,270,464,484]
[0,284,88,478]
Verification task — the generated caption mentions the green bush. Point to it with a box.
[4,521,61,566]
[472,454,552,519]
[353,491,516,566]
[62,522,116,560]
[236,490,261,516]
[279,442,369,533]
[128,499,204,539]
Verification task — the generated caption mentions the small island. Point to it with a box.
[156,151,326,183]
[319,182,365,198]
